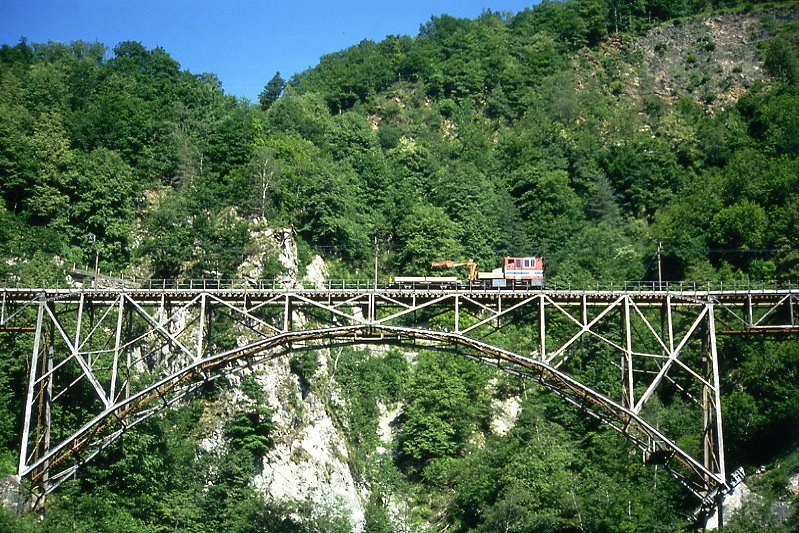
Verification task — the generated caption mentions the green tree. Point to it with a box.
[239,145,283,217]
[724,340,799,462]
[397,352,489,474]
[578,0,609,45]
[393,203,464,273]
[226,406,275,455]
[70,148,137,264]
[140,190,195,277]
[448,404,579,531]
[259,71,285,111]
[508,164,583,247]
[709,200,768,250]
[761,93,799,156]
[265,90,331,144]
[25,111,73,231]
[725,497,794,533]
[601,133,684,218]
[762,36,799,85]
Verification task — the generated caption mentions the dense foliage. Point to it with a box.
[1,0,799,530]
[1,2,797,284]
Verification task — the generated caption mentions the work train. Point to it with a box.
[392,257,544,290]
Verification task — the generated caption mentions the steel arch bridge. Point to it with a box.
[1,282,797,520]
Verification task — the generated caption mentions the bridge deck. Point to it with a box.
[2,286,797,305]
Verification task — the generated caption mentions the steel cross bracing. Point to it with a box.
[1,285,797,512]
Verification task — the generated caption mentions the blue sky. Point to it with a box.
[1,0,538,101]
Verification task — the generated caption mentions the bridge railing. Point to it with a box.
[136,278,386,291]
[0,277,795,292]
[543,279,795,293]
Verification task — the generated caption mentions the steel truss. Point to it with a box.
[1,286,797,517]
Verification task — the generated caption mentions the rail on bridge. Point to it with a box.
[1,281,797,522]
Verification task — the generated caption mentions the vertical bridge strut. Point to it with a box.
[2,285,796,513]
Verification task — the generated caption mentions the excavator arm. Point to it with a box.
[430,260,477,281]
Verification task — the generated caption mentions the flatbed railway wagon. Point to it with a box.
[391,276,460,290]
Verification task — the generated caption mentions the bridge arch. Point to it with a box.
[21,323,716,501]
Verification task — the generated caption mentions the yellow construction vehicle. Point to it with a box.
[430,260,478,281]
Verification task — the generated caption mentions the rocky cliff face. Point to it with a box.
[634,8,797,109]
[238,219,299,286]
[579,7,796,113]
[0,476,23,516]
[213,221,590,532]
[247,360,366,530]
[638,11,767,107]
[198,222,369,530]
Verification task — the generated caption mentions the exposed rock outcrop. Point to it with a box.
[0,475,23,516]
[229,224,366,530]
[635,8,797,109]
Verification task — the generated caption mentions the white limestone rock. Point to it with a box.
[238,221,298,288]
[377,401,403,446]
[705,482,753,530]
[303,255,328,289]
[787,473,799,498]
[490,396,521,436]
[252,360,365,531]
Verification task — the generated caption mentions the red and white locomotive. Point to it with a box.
[477,257,545,288]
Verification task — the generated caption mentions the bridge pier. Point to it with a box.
[703,304,726,488]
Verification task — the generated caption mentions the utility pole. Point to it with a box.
[93,235,100,289]
[658,241,665,361]
[373,235,379,289]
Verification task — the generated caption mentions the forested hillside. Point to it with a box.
[1,0,798,531]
